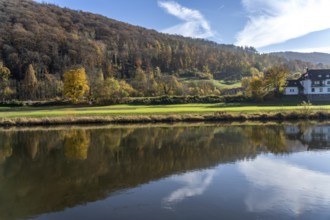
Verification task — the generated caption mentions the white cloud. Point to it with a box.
[162,170,215,209]
[289,46,330,54]
[158,1,214,38]
[236,0,330,48]
[239,156,330,215]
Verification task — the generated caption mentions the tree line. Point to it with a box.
[0,0,326,102]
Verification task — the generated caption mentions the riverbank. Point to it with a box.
[1,110,330,126]
[1,103,330,126]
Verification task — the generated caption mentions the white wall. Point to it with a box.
[302,79,330,94]
[284,87,298,95]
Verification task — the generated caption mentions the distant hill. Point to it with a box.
[271,52,330,66]
[0,0,324,82]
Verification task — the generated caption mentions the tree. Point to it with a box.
[0,63,12,101]
[99,77,120,100]
[94,77,135,103]
[0,63,11,83]
[264,66,288,97]
[63,67,89,103]
[202,65,213,79]
[130,67,147,95]
[118,80,135,98]
[246,76,267,101]
[88,69,104,99]
[21,64,38,100]
[157,74,182,95]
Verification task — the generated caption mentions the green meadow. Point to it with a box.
[1,103,330,118]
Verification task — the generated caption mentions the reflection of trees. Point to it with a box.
[0,124,308,219]
[0,132,13,164]
[245,125,288,153]
[64,130,90,160]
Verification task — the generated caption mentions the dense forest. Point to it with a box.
[271,52,330,66]
[0,0,328,101]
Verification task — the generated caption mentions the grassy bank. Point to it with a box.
[1,103,330,126]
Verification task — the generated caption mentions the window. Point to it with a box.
[319,75,322,77]
[327,81,330,85]
[314,81,320,85]
[327,88,330,92]
[320,88,323,92]
[290,89,295,92]
[312,88,315,92]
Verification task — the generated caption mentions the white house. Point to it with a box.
[284,80,300,95]
[284,69,330,101]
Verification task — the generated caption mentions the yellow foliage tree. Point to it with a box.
[63,68,89,103]
[264,66,288,96]
[246,76,267,101]
[0,63,12,101]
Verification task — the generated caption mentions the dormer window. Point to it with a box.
[319,75,322,77]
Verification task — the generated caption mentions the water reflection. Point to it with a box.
[239,156,330,216]
[64,130,90,160]
[162,170,215,209]
[0,123,330,219]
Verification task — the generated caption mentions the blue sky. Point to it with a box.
[34,0,330,53]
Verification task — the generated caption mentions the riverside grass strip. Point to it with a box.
[1,103,330,126]
[2,103,330,118]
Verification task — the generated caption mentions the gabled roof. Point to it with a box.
[286,80,303,89]
[286,80,299,87]
[300,69,330,80]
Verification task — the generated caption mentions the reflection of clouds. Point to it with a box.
[162,170,215,209]
[239,157,330,216]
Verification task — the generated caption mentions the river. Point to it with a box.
[1,122,330,220]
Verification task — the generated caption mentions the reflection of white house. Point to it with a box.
[284,125,330,149]
[284,69,330,100]
[302,125,330,142]
[285,125,300,135]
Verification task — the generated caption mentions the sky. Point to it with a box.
[34,0,330,53]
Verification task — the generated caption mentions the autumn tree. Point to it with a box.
[0,63,13,101]
[63,67,89,103]
[156,74,182,95]
[94,77,135,103]
[130,67,147,95]
[21,64,38,100]
[88,69,104,99]
[202,65,213,79]
[264,66,288,97]
[246,75,267,101]
[0,63,10,83]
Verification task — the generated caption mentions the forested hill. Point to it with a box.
[0,0,324,82]
[271,52,330,66]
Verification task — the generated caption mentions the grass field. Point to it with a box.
[1,103,330,118]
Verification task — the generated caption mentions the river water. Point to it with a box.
[1,123,330,220]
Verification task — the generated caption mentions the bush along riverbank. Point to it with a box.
[1,111,330,127]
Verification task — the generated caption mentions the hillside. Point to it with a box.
[1,0,329,101]
[271,52,330,66]
[0,0,320,81]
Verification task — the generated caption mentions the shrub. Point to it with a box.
[299,101,313,117]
